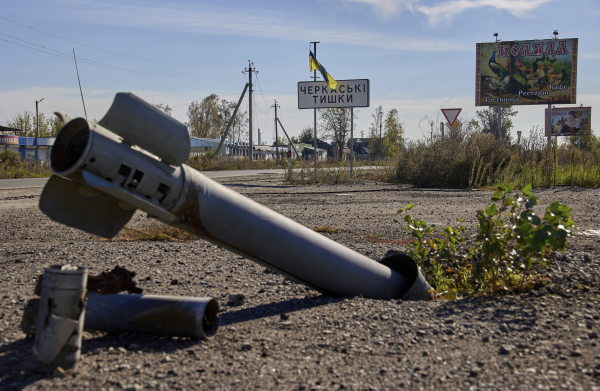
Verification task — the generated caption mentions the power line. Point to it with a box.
[0,34,236,78]
[0,16,243,68]
[254,74,271,108]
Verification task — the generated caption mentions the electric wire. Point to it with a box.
[254,74,271,110]
[0,33,236,78]
[0,16,243,68]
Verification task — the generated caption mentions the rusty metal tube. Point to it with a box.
[84,293,219,339]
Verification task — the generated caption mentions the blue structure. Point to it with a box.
[0,135,56,162]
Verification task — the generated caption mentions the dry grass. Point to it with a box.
[284,159,394,185]
[112,221,197,242]
[312,225,341,233]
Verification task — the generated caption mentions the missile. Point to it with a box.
[40,93,432,301]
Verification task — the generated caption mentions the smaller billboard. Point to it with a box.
[298,79,370,109]
[545,106,591,136]
[0,135,19,145]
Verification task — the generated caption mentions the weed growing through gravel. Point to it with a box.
[398,183,575,298]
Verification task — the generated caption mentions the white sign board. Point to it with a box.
[298,79,370,109]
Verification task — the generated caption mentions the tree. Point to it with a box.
[5,111,63,137]
[474,106,517,141]
[368,106,384,158]
[566,132,599,151]
[381,109,404,158]
[319,108,353,159]
[226,105,248,144]
[186,94,232,139]
[153,103,173,116]
[299,125,314,143]
[273,136,288,146]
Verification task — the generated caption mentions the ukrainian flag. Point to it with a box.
[309,51,337,90]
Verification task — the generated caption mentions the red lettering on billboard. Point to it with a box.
[498,45,509,57]
[521,44,531,56]
[544,42,556,58]
[532,43,543,55]
[555,41,568,56]
[511,44,520,56]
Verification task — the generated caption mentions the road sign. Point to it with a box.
[445,119,462,132]
[298,79,370,109]
[441,108,462,126]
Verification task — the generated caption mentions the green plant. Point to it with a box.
[468,183,574,295]
[396,183,575,298]
[0,149,22,166]
[397,204,467,298]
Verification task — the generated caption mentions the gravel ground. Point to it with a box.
[1,174,599,391]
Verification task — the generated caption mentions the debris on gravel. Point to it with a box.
[1,175,599,390]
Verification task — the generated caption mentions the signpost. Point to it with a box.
[298,79,370,109]
[298,79,370,177]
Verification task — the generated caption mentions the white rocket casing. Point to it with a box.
[40,93,432,300]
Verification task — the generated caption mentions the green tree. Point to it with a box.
[474,106,517,141]
[6,111,63,137]
[381,109,404,158]
[565,132,599,151]
[273,136,288,146]
[299,125,314,143]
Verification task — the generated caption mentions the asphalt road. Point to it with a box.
[0,169,288,189]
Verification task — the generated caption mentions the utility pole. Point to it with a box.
[310,41,319,182]
[493,33,502,141]
[36,98,44,138]
[36,97,44,162]
[272,100,280,162]
[243,61,258,162]
[379,110,383,158]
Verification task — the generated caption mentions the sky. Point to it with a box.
[1,0,599,144]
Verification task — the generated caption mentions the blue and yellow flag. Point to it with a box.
[309,51,337,90]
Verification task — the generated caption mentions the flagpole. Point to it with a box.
[311,41,319,183]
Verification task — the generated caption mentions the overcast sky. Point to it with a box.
[1,0,599,143]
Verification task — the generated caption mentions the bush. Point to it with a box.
[0,149,22,167]
[394,132,511,188]
[392,125,600,189]
[398,183,575,298]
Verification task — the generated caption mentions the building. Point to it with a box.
[351,138,372,160]
[0,134,56,162]
[190,137,289,160]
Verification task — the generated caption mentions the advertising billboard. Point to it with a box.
[545,106,591,136]
[476,39,578,106]
[0,135,19,145]
[298,79,370,109]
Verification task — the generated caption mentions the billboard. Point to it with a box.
[476,39,578,106]
[298,79,369,109]
[545,106,591,136]
[0,135,19,145]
